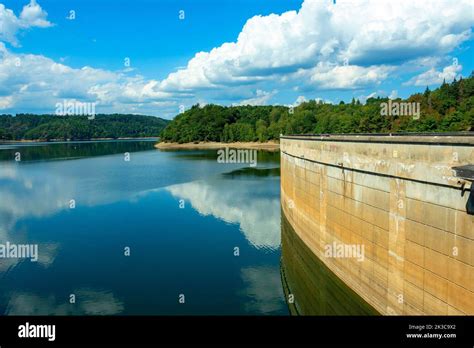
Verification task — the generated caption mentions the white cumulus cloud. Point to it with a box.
[158,0,473,92]
[0,0,52,46]
[0,46,177,114]
[1,0,473,116]
[235,89,277,106]
[404,63,463,86]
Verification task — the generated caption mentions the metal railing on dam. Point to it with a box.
[280,133,474,315]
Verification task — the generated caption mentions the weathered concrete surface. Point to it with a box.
[280,211,379,315]
[281,134,474,315]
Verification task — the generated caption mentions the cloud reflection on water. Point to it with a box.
[5,288,124,315]
[166,177,281,250]
[240,266,286,314]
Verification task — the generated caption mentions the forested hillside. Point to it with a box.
[2,75,472,143]
[160,74,474,143]
[0,114,169,141]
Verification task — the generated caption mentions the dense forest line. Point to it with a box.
[1,75,472,142]
[160,74,474,143]
[0,114,169,141]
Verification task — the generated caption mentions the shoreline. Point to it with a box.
[155,141,280,151]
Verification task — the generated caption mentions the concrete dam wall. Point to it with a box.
[280,134,474,315]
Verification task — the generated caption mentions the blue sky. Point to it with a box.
[3,0,303,78]
[0,0,473,118]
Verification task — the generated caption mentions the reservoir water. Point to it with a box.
[0,140,288,315]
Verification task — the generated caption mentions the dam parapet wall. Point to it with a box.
[280,134,474,315]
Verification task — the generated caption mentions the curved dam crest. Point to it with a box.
[280,134,474,315]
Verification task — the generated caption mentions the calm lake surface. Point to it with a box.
[0,140,288,315]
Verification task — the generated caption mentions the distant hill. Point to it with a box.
[160,73,474,143]
[0,114,169,141]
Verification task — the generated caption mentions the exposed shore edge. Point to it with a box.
[155,141,280,151]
